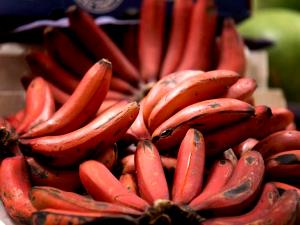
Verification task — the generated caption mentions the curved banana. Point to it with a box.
[30,186,141,215]
[22,59,112,138]
[66,5,139,85]
[232,138,258,157]
[202,182,280,225]
[79,160,149,211]
[94,145,118,171]
[119,173,138,195]
[188,159,234,208]
[172,129,205,204]
[148,70,240,131]
[26,157,80,192]
[0,156,36,224]
[20,102,139,167]
[221,77,257,101]
[189,151,265,216]
[152,98,254,150]
[17,77,55,134]
[254,130,300,158]
[135,140,169,203]
[143,70,203,123]
[204,105,272,157]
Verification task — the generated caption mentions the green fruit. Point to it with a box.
[254,0,300,11]
[238,8,300,102]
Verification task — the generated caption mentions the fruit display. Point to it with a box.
[0,0,299,224]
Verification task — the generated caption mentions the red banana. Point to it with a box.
[204,105,272,157]
[138,0,167,82]
[160,0,193,77]
[23,59,112,138]
[148,70,240,131]
[0,156,36,224]
[189,159,234,208]
[94,145,117,171]
[232,138,258,157]
[26,50,79,93]
[152,98,254,150]
[46,81,70,105]
[172,129,205,204]
[202,182,280,225]
[5,109,25,130]
[119,173,138,195]
[67,5,140,85]
[217,18,246,75]
[189,151,265,216]
[135,140,169,203]
[44,26,94,76]
[17,77,55,134]
[30,186,141,215]
[26,157,80,192]
[20,102,139,167]
[254,130,300,158]
[79,160,149,211]
[177,0,217,71]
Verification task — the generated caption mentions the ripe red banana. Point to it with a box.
[105,90,130,101]
[17,77,55,134]
[79,160,149,211]
[221,77,257,101]
[26,50,79,93]
[0,156,36,224]
[67,5,140,85]
[5,109,25,130]
[135,140,169,203]
[143,70,203,123]
[139,0,166,82]
[255,107,295,140]
[22,59,112,138]
[19,101,139,167]
[202,182,280,225]
[232,138,258,157]
[217,18,246,75]
[119,173,138,195]
[96,100,120,116]
[254,130,300,158]
[172,128,205,204]
[204,105,272,157]
[272,181,300,196]
[265,150,300,180]
[189,151,265,216]
[26,157,80,192]
[152,98,254,150]
[148,70,240,131]
[44,26,94,76]
[160,0,193,77]
[30,186,141,215]
[177,0,217,71]
[110,76,137,95]
[189,159,234,208]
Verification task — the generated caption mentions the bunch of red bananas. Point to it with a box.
[0,0,300,224]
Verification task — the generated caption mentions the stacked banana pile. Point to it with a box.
[0,0,299,225]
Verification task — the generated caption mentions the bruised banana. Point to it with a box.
[202,182,280,225]
[189,159,234,207]
[172,128,205,205]
[0,156,36,225]
[30,186,141,215]
[232,138,258,157]
[152,98,254,150]
[31,208,138,225]
[26,157,80,192]
[20,102,139,167]
[79,160,149,211]
[135,140,169,204]
[254,130,300,158]
[189,151,265,216]
[148,70,240,131]
[265,150,300,180]
[23,59,112,138]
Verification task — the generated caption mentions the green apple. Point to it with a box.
[238,8,300,102]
